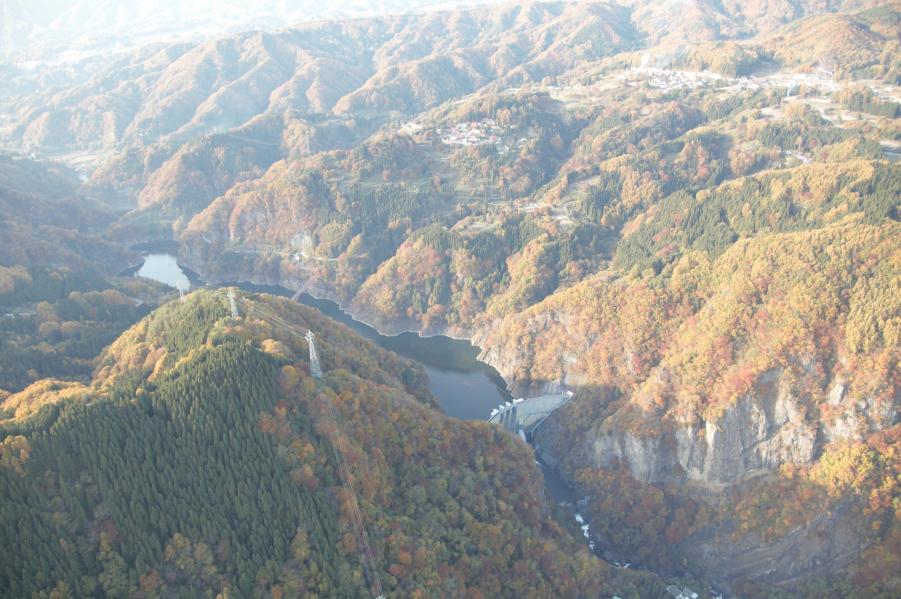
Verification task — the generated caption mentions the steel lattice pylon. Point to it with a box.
[306,330,322,379]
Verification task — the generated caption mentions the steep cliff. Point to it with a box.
[484,221,899,589]
[3,290,653,598]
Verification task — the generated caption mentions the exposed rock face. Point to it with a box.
[694,370,817,484]
[577,390,816,487]
[683,499,865,588]
[592,431,672,483]
[822,379,896,443]
[528,358,896,587]
[537,365,883,487]
[176,210,899,591]
[473,320,581,398]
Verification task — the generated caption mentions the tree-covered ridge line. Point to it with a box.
[126,47,900,599]
[1,290,672,598]
[178,64,899,335]
[158,51,898,593]
[477,217,899,594]
[0,154,170,395]
[0,267,168,394]
[0,154,135,277]
[4,1,897,158]
[0,1,897,595]
[614,158,900,274]
[489,219,898,421]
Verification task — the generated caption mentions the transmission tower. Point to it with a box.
[227,289,239,319]
[306,330,322,379]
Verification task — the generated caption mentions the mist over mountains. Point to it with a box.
[1,0,514,63]
[1,1,899,597]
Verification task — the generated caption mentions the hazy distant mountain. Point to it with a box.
[2,0,887,156]
[0,1,898,596]
[0,153,132,273]
[1,2,639,154]
[619,0,887,43]
[0,0,510,64]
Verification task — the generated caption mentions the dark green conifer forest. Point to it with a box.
[0,292,640,598]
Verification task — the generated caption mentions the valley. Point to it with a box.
[130,249,662,589]
[1,1,899,597]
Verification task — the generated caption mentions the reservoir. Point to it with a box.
[131,252,585,548]
[130,253,513,420]
[135,254,190,292]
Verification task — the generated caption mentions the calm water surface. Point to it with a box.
[235,282,514,420]
[130,254,512,420]
[130,253,585,546]
[136,254,191,292]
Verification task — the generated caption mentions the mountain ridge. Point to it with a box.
[0,289,657,597]
[1,1,898,595]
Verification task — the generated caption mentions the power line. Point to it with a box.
[235,294,386,599]
[227,289,239,319]
[183,286,384,596]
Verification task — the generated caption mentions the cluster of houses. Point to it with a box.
[437,118,504,147]
[724,69,842,96]
[666,586,700,599]
[785,150,812,164]
[398,116,532,155]
[617,65,851,98]
[614,585,709,599]
[619,67,720,92]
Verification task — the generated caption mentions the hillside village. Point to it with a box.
[400,117,533,154]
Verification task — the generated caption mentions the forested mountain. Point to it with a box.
[0,154,166,394]
[7,0,891,157]
[0,290,658,598]
[1,2,638,154]
[0,0,507,64]
[480,219,899,587]
[1,0,899,596]
[0,154,130,273]
[169,5,899,592]
[640,0,889,40]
